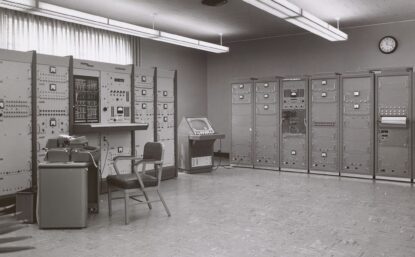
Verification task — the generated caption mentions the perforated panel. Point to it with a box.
[0,53,32,196]
[36,56,70,163]
[156,70,175,167]
[134,67,155,163]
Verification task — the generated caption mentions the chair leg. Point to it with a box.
[108,185,112,217]
[124,190,129,225]
[157,189,171,217]
[142,190,152,210]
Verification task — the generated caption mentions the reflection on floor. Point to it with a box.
[9,167,415,257]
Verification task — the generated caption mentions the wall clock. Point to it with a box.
[379,36,398,54]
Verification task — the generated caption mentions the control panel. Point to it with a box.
[309,76,339,173]
[187,117,215,135]
[74,76,99,123]
[156,69,176,167]
[36,55,70,163]
[375,70,412,179]
[341,74,374,176]
[73,59,134,178]
[281,78,308,171]
[0,50,33,196]
[231,82,253,166]
[254,81,279,169]
[134,67,155,160]
[101,72,131,123]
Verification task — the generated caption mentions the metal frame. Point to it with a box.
[107,143,171,224]
[30,51,37,188]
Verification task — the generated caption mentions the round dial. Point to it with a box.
[379,36,398,54]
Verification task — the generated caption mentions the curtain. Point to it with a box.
[0,8,134,64]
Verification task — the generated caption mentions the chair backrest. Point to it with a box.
[143,142,164,162]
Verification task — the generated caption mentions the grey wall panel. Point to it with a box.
[231,82,253,166]
[280,78,308,171]
[375,70,412,180]
[254,81,279,169]
[341,74,374,176]
[309,76,339,173]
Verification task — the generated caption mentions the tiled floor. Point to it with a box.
[9,167,415,257]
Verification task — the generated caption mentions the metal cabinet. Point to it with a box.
[280,77,308,172]
[374,69,412,181]
[254,80,279,170]
[231,81,254,167]
[340,72,375,178]
[309,74,340,175]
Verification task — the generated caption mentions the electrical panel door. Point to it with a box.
[0,50,33,196]
[375,70,412,180]
[231,82,253,167]
[309,76,339,174]
[156,69,176,168]
[254,81,279,169]
[341,73,374,176]
[36,55,70,163]
[134,67,155,162]
[280,78,308,172]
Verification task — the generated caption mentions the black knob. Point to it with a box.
[103,107,108,112]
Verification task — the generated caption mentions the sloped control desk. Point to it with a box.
[178,117,225,173]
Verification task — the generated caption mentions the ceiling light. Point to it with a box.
[38,2,108,23]
[0,0,36,10]
[242,0,301,19]
[0,1,229,53]
[154,32,229,53]
[242,0,348,41]
[108,19,159,38]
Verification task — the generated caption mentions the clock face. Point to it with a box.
[379,36,398,54]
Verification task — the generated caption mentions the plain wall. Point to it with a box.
[140,38,208,122]
[207,21,415,153]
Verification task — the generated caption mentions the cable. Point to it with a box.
[100,138,110,194]
[212,139,232,170]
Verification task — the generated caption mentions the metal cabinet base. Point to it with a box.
[38,163,88,229]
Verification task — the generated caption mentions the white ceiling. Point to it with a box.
[44,0,415,43]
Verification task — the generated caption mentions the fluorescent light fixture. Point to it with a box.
[108,19,159,38]
[38,2,107,23]
[242,0,300,18]
[0,1,229,53]
[0,0,36,10]
[154,32,229,53]
[242,0,348,41]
